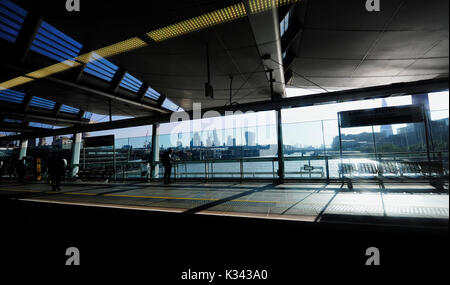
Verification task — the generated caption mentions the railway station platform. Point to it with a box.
[1,181,448,226]
[0,181,448,281]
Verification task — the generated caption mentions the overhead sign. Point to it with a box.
[83,135,115,148]
[339,105,425,128]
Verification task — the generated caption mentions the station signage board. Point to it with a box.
[339,105,425,128]
[83,135,115,148]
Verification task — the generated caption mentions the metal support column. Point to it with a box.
[151,124,160,180]
[19,139,28,160]
[109,100,113,122]
[337,114,344,180]
[70,133,82,178]
[371,125,379,162]
[422,105,432,175]
[276,109,285,183]
[113,144,116,181]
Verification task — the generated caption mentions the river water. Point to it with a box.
[170,158,381,179]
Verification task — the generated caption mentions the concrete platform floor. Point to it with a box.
[0,181,448,225]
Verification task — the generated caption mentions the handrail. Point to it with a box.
[72,150,449,167]
[67,150,449,182]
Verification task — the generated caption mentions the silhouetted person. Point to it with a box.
[0,160,4,182]
[6,158,14,180]
[48,155,65,191]
[162,149,173,184]
[17,158,26,184]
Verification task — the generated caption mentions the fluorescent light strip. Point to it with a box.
[145,87,161,101]
[147,2,247,42]
[0,0,28,43]
[4,118,22,124]
[77,38,147,64]
[0,89,25,103]
[0,76,34,90]
[29,96,56,109]
[83,112,93,120]
[30,21,83,64]
[249,0,300,14]
[1,1,298,91]
[161,98,180,112]
[0,37,147,90]
[29,122,53,129]
[84,53,119,82]
[60,104,80,114]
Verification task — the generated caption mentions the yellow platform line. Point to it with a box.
[102,193,292,204]
[0,188,293,205]
[65,192,98,196]
[0,188,42,193]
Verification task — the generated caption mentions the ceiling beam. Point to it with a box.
[244,0,286,98]
[0,125,50,133]
[42,76,168,114]
[110,68,127,93]
[1,77,447,142]
[137,83,149,102]
[22,94,33,112]
[0,111,88,125]
[14,12,42,64]
[74,47,91,83]
[157,94,167,108]
[0,61,170,114]
[77,110,86,121]
[53,103,62,117]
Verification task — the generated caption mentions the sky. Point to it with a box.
[80,91,449,147]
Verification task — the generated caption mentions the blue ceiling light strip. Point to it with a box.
[0,1,179,115]
[144,87,161,101]
[4,118,22,124]
[0,0,28,43]
[83,112,93,120]
[29,96,56,110]
[0,89,25,104]
[120,72,143,93]
[29,122,53,129]
[0,0,27,17]
[0,89,83,115]
[30,21,82,62]
[161,98,180,112]
[40,21,82,50]
[60,104,80,114]
[84,52,119,82]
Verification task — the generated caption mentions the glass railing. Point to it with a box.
[69,151,449,182]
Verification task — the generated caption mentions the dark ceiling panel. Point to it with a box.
[108,17,270,110]
[14,0,245,50]
[288,0,449,92]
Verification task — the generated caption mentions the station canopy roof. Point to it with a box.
[0,0,448,134]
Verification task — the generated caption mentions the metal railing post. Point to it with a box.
[113,145,116,181]
[205,160,208,182]
[240,159,244,183]
[174,161,177,182]
[308,158,312,179]
[272,159,275,179]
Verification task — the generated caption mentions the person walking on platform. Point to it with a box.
[48,154,65,192]
[162,149,174,185]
